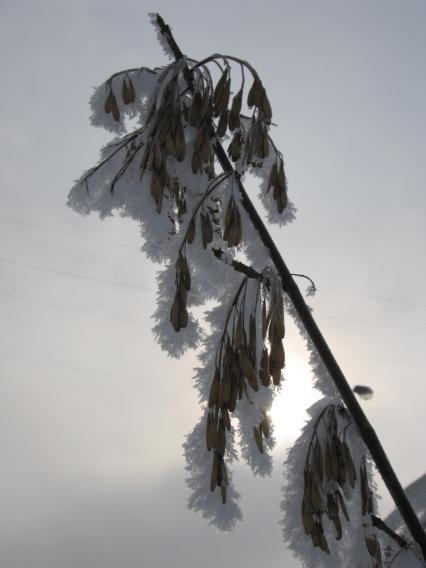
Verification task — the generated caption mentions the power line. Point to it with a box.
[318,314,426,333]
[337,352,425,367]
[0,256,149,291]
[322,286,426,309]
[0,290,424,335]
[2,213,426,309]
[0,214,137,250]
[0,291,147,326]
[0,349,424,380]
[0,351,141,379]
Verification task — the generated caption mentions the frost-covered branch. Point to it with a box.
[67,11,426,566]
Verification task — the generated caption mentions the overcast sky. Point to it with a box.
[1,1,425,567]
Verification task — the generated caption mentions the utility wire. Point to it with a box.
[0,256,149,291]
[0,291,146,326]
[0,214,136,250]
[0,290,425,334]
[1,213,426,309]
[322,286,426,309]
[0,350,424,379]
[318,314,426,333]
[0,351,141,380]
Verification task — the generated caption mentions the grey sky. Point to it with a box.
[0,1,425,566]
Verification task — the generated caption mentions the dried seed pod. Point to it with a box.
[268,161,278,191]
[213,68,229,110]
[223,196,242,247]
[179,304,188,329]
[277,159,287,190]
[150,172,162,213]
[313,441,323,483]
[153,139,163,171]
[187,217,196,244]
[219,373,232,408]
[228,88,242,131]
[248,314,257,363]
[174,119,186,161]
[276,188,288,214]
[238,350,258,392]
[222,408,231,431]
[301,500,315,536]
[189,90,203,126]
[366,535,378,556]
[254,120,266,159]
[336,489,349,522]
[210,453,218,492]
[220,459,228,486]
[127,77,136,102]
[271,365,282,386]
[104,88,114,113]
[217,109,229,138]
[260,416,270,438]
[319,533,329,553]
[111,94,120,122]
[234,312,244,350]
[248,77,263,108]
[170,294,180,332]
[259,348,270,387]
[208,370,220,408]
[191,151,202,174]
[201,132,211,163]
[177,253,191,291]
[206,412,218,450]
[270,340,285,369]
[260,86,272,122]
[227,131,242,162]
[164,129,175,156]
[343,442,357,488]
[253,426,263,453]
[221,485,227,504]
[193,124,206,152]
[216,419,226,456]
[122,78,130,105]
[309,475,323,512]
[215,77,231,117]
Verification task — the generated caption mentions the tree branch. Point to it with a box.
[371,514,408,548]
[152,12,426,560]
[211,248,261,280]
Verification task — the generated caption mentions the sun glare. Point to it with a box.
[269,359,320,442]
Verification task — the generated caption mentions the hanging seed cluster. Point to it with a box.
[267,156,288,213]
[205,274,285,503]
[223,195,242,247]
[302,405,356,552]
[187,83,216,179]
[139,77,188,215]
[104,75,136,122]
[97,56,289,222]
[302,406,383,562]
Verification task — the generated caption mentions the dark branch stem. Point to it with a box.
[371,515,408,548]
[290,273,317,292]
[211,248,261,280]
[153,13,426,560]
